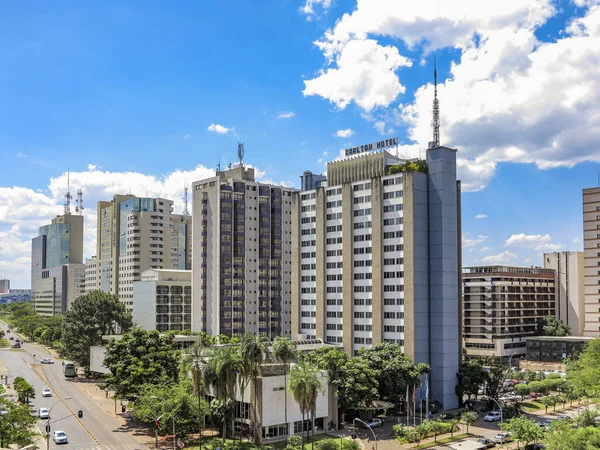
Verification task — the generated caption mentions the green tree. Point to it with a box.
[12,377,35,404]
[0,398,37,447]
[336,357,379,418]
[181,341,211,445]
[240,333,270,443]
[460,411,477,434]
[103,328,180,399]
[448,419,460,438]
[500,416,544,449]
[543,378,560,393]
[538,316,571,337]
[540,396,555,413]
[528,381,543,397]
[456,359,487,404]
[288,360,324,448]
[545,423,600,450]
[567,337,600,397]
[430,420,444,442]
[273,337,297,445]
[61,290,132,370]
[514,383,531,400]
[485,365,509,402]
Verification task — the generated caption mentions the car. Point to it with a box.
[6,329,9,333]
[556,414,570,421]
[494,432,512,444]
[8,336,14,340]
[52,431,68,444]
[38,408,50,419]
[530,392,538,399]
[524,444,545,450]
[40,358,55,364]
[476,437,496,448]
[484,411,502,422]
[365,418,383,428]
[41,388,52,397]
[11,342,21,348]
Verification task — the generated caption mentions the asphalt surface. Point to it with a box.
[1,321,147,450]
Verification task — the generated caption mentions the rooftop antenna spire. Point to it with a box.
[75,188,84,215]
[429,57,440,150]
[64,168,72,215]
[238,142,245,166]
[183,183,189,216]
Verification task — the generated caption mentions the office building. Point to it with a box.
[191,164,294,339]
[462,265,556,364]
[132,269,191,332]
[292,144,461,410]
[543,251,585,335]
[300,170,327,191]
[31,213,85,315]
[583,187,600,336]
[84,257,99,293]
[525,335,592,363]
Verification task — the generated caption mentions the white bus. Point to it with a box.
[63,361,77,378]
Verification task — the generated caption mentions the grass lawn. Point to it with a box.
[410,433,471,449]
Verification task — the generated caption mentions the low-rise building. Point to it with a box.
[525,335,592,363]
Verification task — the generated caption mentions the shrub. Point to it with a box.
[316,439,339,450]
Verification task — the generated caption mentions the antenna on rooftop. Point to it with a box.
[238,142,245,166]
[75,188,84,215]
[429,57,440,150]
[183,183,189,216]
[64,168,72,215]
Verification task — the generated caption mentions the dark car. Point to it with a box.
[477,437,496,448]
[524,444,545,450]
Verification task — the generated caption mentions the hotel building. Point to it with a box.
[583,187,600,336]
[292,145,461,410]
[191,164,294,339]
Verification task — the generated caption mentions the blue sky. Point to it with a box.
[1,0,599,287]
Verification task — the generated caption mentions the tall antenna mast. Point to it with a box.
[75,188,84,215]
[238,142,245,166]
[64,169,72,215]
[429,57,440,149]
[182,183,189,216]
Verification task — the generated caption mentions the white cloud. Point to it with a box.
[523,258,533,264]
[300,0,333,18]
[573,236,582,244]
[207,124,233,134]
[184,134,191,139]
[475,214,488,219]
[480,246,492,252]
[463,233,488,248]
[16,152,27,158]
[277,111,295,119]
[481,251,518,264]
[505,233,562,251]
[374,121,394,136]
[335,129,354,138]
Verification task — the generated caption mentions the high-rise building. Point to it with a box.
[543,252,585,335]
[462,265,556,364]
[583,187,600,337]
[300,170,327,191]
[95,195,191,310]
[85,257,99,293]
[292,145,462,409]
[191,164,294,339]
[31,214,85,315]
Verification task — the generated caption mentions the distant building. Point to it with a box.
[462,265,556,365]
[132,269,191,332]
[300,170,327,191]
[0,279,9,294]
[543,252,585,335]
[525,336,592,363]
[85,257,99,293]
[0,287,32,304]
[582,187,600,336]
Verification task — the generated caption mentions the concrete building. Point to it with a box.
[292,145,462,410]
[31,214,85,315]
[191,164,294,339]
[543,252,585,335]
[0,285,31,304]
[300,170,327,191]
[525,335,592,363]
[462,265,556,364]
[0,279,9,294]
[85,257,99,293]
[582,187,600,336]
[132,269,191,332]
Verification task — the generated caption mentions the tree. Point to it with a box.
[61,290,132,370]
[430,420,444,442]
[0,398,37,447]
[456,359,487,404]
[288,360,324,448]
[181,341,211,445]
[273,337,297,445]
[460,411,477,434]
[485,365,509,402]
[240,333,270,443]
[567,337,600,397]
[448,419,460,438]
[514,383,531,400]
[12,377,35,404]
[545,423,600,450]
[500,416,544,449]
[528,381,543,398]
[335,357,379,418]
[540,396,555,413]
[103,328,180,399]
[538,316,571,337]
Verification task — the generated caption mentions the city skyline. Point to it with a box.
[2,0,600,287]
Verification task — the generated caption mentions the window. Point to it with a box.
[354,208,372,217]
[354,221,372,229]
[354,234,372,242]
[327,200,343,208]
[327,212,343,220]
[301,216,316,224]
[327,225,343,232]
[383,204,403,212]
[354,259,372,267]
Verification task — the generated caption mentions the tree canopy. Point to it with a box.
[538,316,571,337]
[455,359,487,403]
[567,337,600,397]
[387,160,428,175]
[0,398,37,448]
[499,416,544,447]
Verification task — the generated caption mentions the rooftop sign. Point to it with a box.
[344,137,398,157]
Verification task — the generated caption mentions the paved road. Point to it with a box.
[1,322,147,450]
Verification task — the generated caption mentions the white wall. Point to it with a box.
[132,280,157,330]
[90,346,110,374]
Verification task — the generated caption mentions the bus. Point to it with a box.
[63,361,77,378]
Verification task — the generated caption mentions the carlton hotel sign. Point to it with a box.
[344,137,398,157]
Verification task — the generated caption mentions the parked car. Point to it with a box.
[365,418,384,428]
[477,437,496,448]
[530,392,538,399]
[41,388,52,397]
[52,431,68,444]
[11,342,21,348]
[40,358,54,364]
[484,411,502,422]
[494,432,512,444]
[524,444,545,450]
[38,408,50,419]
[8,336,14,340]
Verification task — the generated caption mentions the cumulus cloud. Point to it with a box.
[184,134,191,139]
[462,233,488,248]
[207,124,233,134]
[16,152,27,158]
[481,251,518,264]
[335,129,354,138]
[300,0,333,18]
[277,111,295,119]
[505,233,562,251]
[475,214,488,219]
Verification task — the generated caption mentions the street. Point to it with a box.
[1,321,147,450]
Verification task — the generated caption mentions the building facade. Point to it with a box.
[31,214,85,315]
[85,257,99,293]
[462,265,556,364]
[525,336,592,363]
[292,146,462,410]
[543,252,585,335]
[191,164,294,339]
[132,269,192,332]
[582,187,600,336]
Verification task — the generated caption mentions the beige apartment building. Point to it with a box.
[583,187,600,336]
[543,251,585,335]
[85,257,99,293]
[462,265,556,365]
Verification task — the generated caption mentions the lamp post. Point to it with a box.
[46,397,71,450]
[483,396,503,423]
[353,418,377,450]
[150,396,163,449]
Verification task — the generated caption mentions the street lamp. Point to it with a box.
[150,396,163,449]
[46,397,71,450]
[352,418,377,450]
[482,396,503,423]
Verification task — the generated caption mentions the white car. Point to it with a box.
[40,358,54,364]
[494,432,512,444]
[39,408,49,419]
[52,431,68,444]
[41,388,52,397]
[365,418,384,428]
[484,411,502,422]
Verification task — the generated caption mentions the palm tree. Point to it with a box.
[181,341,211,448]
[460,411,477,434]
[273,337,297,446]
[288,360,324,449]
[240,333,271,443]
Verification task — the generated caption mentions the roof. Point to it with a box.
[449,440,486,450]
[526,336,594,342]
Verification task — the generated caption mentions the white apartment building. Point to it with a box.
[292,145,462,410]
[85,257,99,293]
[544,251,585,335]
[583,187,600,336]
[191,164,294,339]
